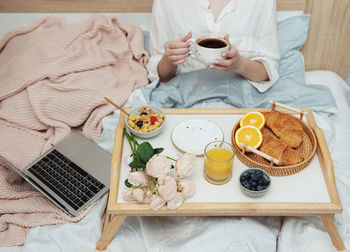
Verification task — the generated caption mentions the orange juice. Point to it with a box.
[204,147,234,182]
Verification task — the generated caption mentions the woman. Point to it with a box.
[146,0,280,92]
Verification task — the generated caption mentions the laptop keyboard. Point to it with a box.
[28,149,105,211]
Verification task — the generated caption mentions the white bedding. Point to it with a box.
[1,72,349,252]
[1,14,350,252]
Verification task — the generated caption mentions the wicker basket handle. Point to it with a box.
[239,143,280,166]
[269,100,307,120]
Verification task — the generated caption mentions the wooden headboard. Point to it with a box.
[0,0,349,79]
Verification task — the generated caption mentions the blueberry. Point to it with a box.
[262,177,270,185]
[241,169,271,193]
[136,121,143,127]
[263,174,269,180]
[256,170,263,176]
[243,182,250,189]
[251,174,259,181]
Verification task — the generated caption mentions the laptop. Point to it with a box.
[0,131,111,217]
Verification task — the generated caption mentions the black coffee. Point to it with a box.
[197,38,227,49]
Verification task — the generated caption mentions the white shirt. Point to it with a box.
[146,0,280,92]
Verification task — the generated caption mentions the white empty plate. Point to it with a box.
[171,119,224,155]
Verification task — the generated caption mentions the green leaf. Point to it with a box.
[129,160,146,169]
[136,142,155,163]
[125,179,132,188]
[154,148,164,154]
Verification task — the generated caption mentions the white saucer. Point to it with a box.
[171,119,224,155]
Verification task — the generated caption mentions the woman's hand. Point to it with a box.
[163,32,192,66]
[208,34,242,72]
[158,32,192,82]
[209,35,269,82]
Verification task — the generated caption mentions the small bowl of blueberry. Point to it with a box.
[125,105,166,139]
[239,168,271,198]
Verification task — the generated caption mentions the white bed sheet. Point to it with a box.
[1,13,350,252]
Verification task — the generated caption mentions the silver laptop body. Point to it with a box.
[0,131,111,217]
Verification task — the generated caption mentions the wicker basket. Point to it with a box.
[232,105,317,176]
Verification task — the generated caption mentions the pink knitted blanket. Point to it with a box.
[0,15,149,246]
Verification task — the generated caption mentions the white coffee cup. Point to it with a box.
[189,37,229,66]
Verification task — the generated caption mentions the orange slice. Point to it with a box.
[235,125,263,150]
[239,111,265,130]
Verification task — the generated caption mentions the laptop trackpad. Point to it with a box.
[67,142,111,185]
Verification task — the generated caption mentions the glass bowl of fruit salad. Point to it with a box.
[239,168,271,197]
[125,105,166,139]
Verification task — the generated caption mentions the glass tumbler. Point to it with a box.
[203,140,234,185]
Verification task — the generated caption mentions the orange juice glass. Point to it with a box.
[204,141,234,185]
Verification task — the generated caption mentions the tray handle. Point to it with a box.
[239,143,280,166]
[269,100,307,120]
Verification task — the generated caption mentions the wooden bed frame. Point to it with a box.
[0,0,349,79]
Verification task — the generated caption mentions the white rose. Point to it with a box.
[150,195,166,211]
[128,171,147,187]
[145,155,172,178]
[122,188,145,202]
[167,192,184,210]
[133,188,145,202]
[146,191,155,200]
[178,179,195,200]
[122,188,135,202]
[157,175,177,201]
[175,153,197,178]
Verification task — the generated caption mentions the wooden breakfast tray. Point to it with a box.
[96,108,344,251]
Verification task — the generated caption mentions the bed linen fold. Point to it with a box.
[0,14,149,246]
[140,69,337,113]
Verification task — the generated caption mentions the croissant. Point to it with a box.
[260,133,304,166]
[263,111,303,148]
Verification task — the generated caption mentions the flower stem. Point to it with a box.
[167,156,177,162]
[124,128,141,161]
[152,177,160,186]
